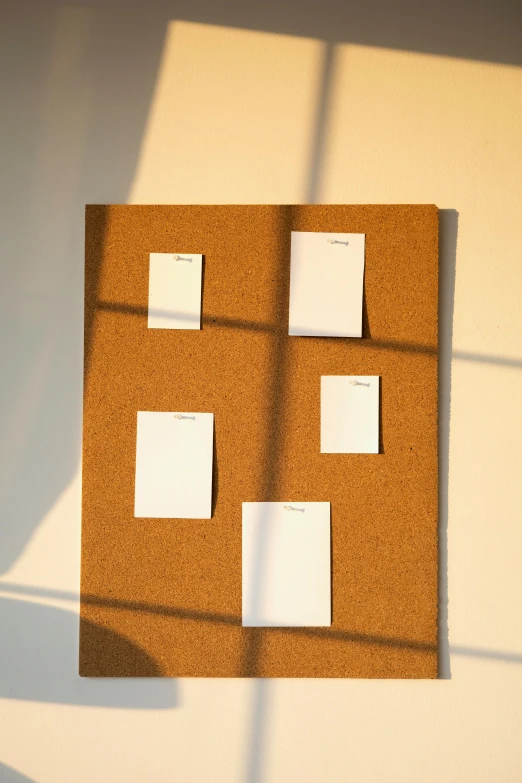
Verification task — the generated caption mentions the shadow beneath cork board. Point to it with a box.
[438,208,458,680]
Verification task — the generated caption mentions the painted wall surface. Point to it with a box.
[1,3,521,781]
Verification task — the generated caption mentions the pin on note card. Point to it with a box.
[134,411,213,518]
[288,232,365,337]
[242,502,331,627]
[148,253,202,329]
[321,376,379,454]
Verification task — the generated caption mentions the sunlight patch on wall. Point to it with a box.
[128,21,326,204]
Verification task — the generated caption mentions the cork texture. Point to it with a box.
[81,204,439,678]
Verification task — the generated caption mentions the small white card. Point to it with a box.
[288,231,365,337]
[321,376,379,454]
[242,502,331,627]
[148,253,202,329]
[134,411,213,518]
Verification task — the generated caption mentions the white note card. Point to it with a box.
[321,376,379,454]
[148,253,203,329]
[134,411,213,519]
[242,502,331,627]
[288,231,365,337]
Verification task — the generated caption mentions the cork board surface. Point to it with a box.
[81,204,438,678]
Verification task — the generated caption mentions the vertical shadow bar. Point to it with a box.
[242,207,293,783]
[306,41,337,204]
[438,208,458,679]
[244,679,271,783]
[241,206,293,677]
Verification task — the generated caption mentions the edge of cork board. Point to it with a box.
[81,204,439,678]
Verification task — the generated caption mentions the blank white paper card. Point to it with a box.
[321,375,379,454]
[242,502,331,627]
[148,253,202,329]
[288,231,365,337]
[134,411,213,519]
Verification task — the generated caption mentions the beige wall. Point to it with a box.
[1,5,521,782]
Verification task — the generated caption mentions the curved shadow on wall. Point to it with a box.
[0,764,38,783]
[0,598,177,707]
[0,4,169,575]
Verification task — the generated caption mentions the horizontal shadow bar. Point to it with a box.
[97,299,436,353]
[3,583,521,664]
[96,300,522,369]
[0,582,433,651]
[453,350,522,369]
[97,300,272,333]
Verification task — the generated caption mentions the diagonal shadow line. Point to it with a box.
[98,299,437,352]
[96,299,522,369]
[452,350,522,369]
[448,646,522,665]
[4,582,522,665]
[86,596,438,652]
[97,300,270,333]
[0,581,434,653]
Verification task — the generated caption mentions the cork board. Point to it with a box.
[81,204,438,678]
